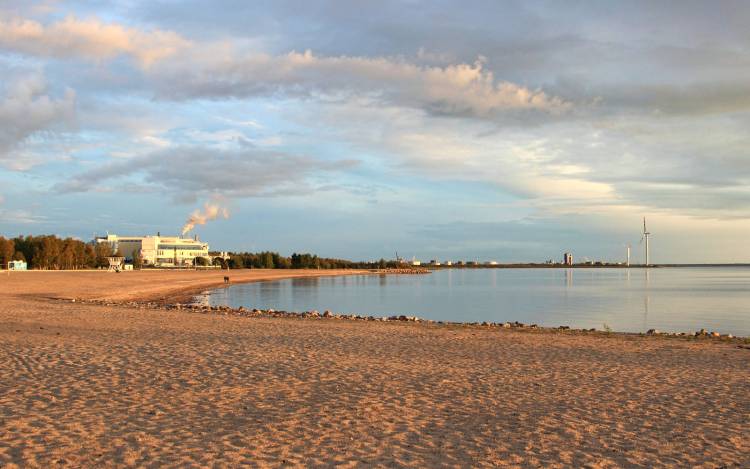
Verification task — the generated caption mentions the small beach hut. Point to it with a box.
[7,260,27,270]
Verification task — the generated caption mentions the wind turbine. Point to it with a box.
[640,217,651,266]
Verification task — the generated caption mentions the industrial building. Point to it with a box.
[93,234,211,267]
[563,252,574,266]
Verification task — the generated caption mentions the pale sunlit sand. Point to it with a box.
[1,271,748,467]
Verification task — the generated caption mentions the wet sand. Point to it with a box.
[0,270,748,467]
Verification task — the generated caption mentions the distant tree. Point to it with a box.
[260,252,275,269]
[0,237,14,268]
[31,236,61,270]
[194,256,207,267]
[59,241,76,270]
[213,249,420,271]
[0,235,93,269]
[94,242,113,268]
[226,257,243,269]
[132,250,143,269]
[275,255,291,269]
[84,244,96,268]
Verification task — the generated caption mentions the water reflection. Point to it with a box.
[644,269,650,331]
[207,268,750,335]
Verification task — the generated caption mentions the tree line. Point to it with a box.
[0,235,115,270]
[223,251,402,270]
[0,234,401,270]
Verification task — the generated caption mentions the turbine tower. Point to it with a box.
[625,244,631,267]
[640,217,651,266]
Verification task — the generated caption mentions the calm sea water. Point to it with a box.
[206,267,750,336]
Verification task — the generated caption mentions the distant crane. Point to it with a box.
[640,217,651,266]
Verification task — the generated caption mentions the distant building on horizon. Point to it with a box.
[93,233,211,267]
[563,252,574,266]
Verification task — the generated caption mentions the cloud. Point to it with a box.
[55,146,359,200]
[0,207,45,224]
[279,97,750,221]
[394,117,750,218]
[3,4,750,262]
[0,16,189,66]
[0,14,568,120]
[0,74,75,169]
[284,100,617,205]
[152,49,570,118]
[542,78,750,118]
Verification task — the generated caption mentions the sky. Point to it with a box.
[1,1,750,263]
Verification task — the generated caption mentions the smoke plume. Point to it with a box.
[181,202,229,235]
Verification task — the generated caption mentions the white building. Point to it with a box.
[563,252,574,266]
[7,260,27,270]
[94,234,210,267]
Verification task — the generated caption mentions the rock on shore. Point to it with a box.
[57,297,749,343]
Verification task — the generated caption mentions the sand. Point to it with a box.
[0,271,748,468]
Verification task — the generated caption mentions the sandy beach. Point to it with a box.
[0,271,748,467]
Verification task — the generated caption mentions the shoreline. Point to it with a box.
[1,268,373,304]
[2,270,748,466]
[69,277,750,343]
[187,275,748,343]
[66,295,750,346]
[3,269,748,340]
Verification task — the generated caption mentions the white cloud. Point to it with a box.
[0,15,569,121]
[152,49,570,118]
[3,7,750,261]
[277,97,750,221]
[0,16,189,66]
